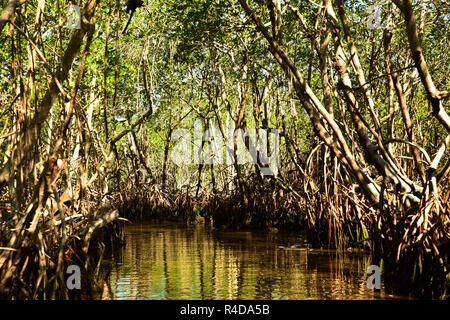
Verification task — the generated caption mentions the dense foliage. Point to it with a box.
[0,0,448,299]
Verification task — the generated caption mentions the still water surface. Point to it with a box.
[103,222,399,300]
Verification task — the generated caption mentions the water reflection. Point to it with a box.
[102,222,396,300]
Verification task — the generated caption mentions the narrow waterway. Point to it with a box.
[102,222,401,300]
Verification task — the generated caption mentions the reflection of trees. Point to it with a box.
[104,224,388,299]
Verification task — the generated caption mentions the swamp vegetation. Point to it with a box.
[0,0,449,299]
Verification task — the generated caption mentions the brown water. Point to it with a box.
[102,222,400,300]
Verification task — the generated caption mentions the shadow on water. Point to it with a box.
[100,222,407,300]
